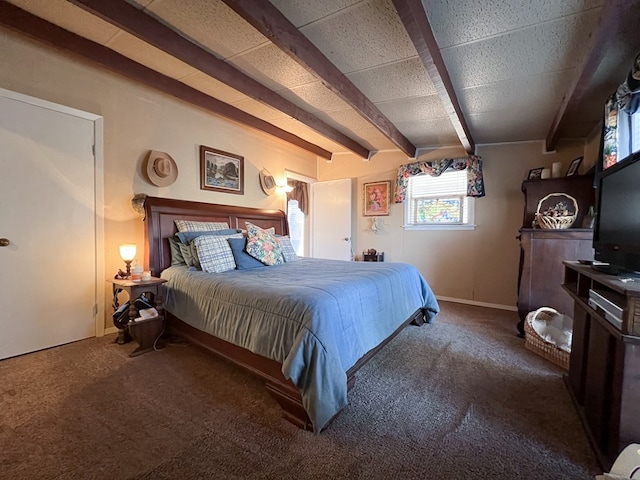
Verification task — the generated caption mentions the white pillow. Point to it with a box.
[175,219,230,232]
[193,235,236,273]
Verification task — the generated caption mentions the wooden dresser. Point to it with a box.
[516,175,596,336]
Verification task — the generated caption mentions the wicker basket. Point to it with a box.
[534,193,578,229]
[524,307,570,370]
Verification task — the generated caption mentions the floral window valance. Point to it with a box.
[393,155,485,203]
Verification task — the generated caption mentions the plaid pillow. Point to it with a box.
[175,220,230,232]
[193,236,236,273]
[277,236,298,262]
[176,229,242,244]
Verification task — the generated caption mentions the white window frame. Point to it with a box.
[285,170,315,256]
[403,170,476,231]
[286,198,305,256]
[618,106,640,160]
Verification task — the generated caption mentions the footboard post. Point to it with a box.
[410,308,427,326]
[264,382,313,431]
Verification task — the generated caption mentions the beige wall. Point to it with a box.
[1,26,597,318]
[319,139,589,309]
[0,29,318,329]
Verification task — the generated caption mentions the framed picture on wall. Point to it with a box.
[363,181,391,216]
[200,145,244,195]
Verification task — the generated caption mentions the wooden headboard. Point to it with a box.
[143,196,288,276]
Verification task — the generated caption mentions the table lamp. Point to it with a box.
[118,244,137,278]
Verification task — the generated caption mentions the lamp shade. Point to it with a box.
[119,244,137,262]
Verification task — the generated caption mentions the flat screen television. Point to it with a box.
[593,150,640,275]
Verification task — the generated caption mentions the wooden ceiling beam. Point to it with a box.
[392,0,475,154]
[545,1,637,152]
[68,0,370,159]
[221,0,417,158]
[0,2,332,159]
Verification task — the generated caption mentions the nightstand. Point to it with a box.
[362,252,384,262]
[107,277,167,356]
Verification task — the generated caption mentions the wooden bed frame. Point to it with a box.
[143,195,425,431]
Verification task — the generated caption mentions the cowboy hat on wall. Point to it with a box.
[145,150,178,187]
[259,168,276,196]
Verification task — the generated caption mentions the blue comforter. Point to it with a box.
[161,258,439,431]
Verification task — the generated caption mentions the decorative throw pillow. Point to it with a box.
[245,223,284,266]
[168,236,186,265]
[176,229,242,244]
[227,237,266,270]
[189,242,202,270]
[243,223,275,235]
[193,235,236,273]
[277,235,298,262]
[175,220,230,232]
[178,242,197,268]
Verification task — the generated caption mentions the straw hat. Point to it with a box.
[259,168,276,195]
[145,150,178,187]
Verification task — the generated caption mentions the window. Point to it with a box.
[287,199,305,256]
[404,169,475,230]
[613,95,640,164]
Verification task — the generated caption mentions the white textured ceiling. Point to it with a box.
[4,0,640,158]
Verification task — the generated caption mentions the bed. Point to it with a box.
[143,196,439,432]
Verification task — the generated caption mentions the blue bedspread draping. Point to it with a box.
[161,257,439,431]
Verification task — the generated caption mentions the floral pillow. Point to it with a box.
[245,223,284,266]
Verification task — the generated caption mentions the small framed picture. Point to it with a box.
[363,181,391,216]
[528,167,544,180]
[199,145,244,194]
[566,156,583,177]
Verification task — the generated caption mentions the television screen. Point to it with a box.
[594,152,640,274]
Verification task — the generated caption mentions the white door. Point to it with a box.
[311,179,352,260]
[0,89,103,360]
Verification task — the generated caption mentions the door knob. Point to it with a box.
[0,238,9,247]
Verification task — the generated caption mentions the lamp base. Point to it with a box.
[114,269,130,280]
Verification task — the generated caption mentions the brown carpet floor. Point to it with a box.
[0,301,600,479]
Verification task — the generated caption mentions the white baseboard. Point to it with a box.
[104,326,118,336]
[436,296,517,312]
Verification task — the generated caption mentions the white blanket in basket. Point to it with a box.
[529,308,573,353]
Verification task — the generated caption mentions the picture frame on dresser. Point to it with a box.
[528,167,544,180]
[566,156,583,177]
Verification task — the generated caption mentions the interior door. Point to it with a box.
[0,90,100,360]
[311,179,352,260]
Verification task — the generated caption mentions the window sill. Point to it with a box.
[403,224,476,231]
